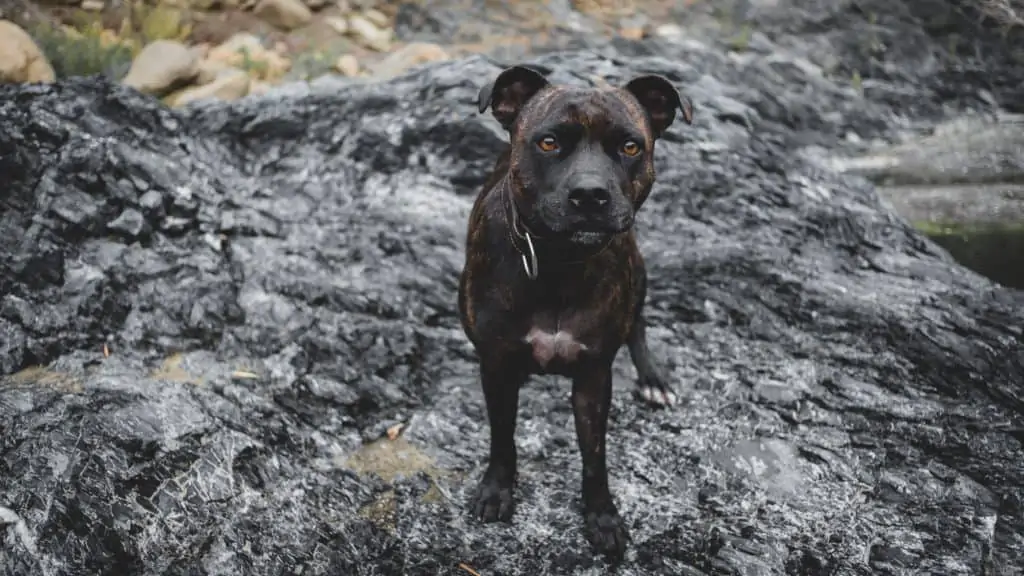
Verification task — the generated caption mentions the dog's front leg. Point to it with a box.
[473,355,527,523]
[572,362,629,558]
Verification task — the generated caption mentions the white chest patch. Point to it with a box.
[524,327,589,369]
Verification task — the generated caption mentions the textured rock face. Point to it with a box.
[1,42,1023,576]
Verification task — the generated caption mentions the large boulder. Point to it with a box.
[1,43,1023,576]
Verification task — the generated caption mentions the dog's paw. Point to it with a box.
[584,505,630,559]
[635,372,677,407]
[472,471,515,522]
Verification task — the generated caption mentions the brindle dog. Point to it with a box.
[457,64,693,558]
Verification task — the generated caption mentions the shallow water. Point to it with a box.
[921,223,1024,290]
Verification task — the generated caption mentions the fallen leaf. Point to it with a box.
[231,370,260,380]
[386,422,404,440]
[103,344,110,358]
[458,563,482,576]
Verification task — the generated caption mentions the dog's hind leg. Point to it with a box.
[472,355,527,523]
[626,267,677,407]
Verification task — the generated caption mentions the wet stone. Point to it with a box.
[107,208,149,238]
[0,13,1023,576]
[48,188,99,227]
[138,190,165,214]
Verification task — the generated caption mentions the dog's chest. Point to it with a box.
[520,309,596,373]
[524,325,588,370]
[511,264,633,374]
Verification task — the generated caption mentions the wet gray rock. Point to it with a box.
[824,115,1024,187]
[107,208,150,238]
[747,0,1024,116]
[2,43,1024,576]
[876,183,1024,228]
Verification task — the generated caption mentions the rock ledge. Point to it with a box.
[1,50,1023,576]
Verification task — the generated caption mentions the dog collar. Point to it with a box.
[513,221,539,281]
[502,178,540,280]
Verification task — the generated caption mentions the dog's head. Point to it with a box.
[478,64,693,248]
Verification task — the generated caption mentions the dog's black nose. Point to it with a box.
[568,186,611,213]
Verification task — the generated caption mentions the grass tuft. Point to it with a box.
[128,0,192,46]
[31,20,135,80]
[29,0,193,80]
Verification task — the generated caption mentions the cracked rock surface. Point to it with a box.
[2,33,1024,576]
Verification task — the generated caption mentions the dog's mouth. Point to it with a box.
[527,197,634,245]
[556,214,634,247]
[567,215,634,244]
[568,230,612,246]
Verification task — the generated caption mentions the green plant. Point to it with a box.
[285,40,355,83]
[29,0,195,80]
[30,21,135,80]
[725,23,753,52]
[124,0,193,48]
[287,50,335,82]
[863,11,886,56]
[237,47,271,78]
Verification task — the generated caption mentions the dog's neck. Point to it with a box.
[499,174,613,281]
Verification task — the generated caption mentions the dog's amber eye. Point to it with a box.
[537,136,559,153]
[622,140,641,157]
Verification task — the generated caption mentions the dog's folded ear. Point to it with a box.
[478,65,551,132]
[623,75,694,138]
